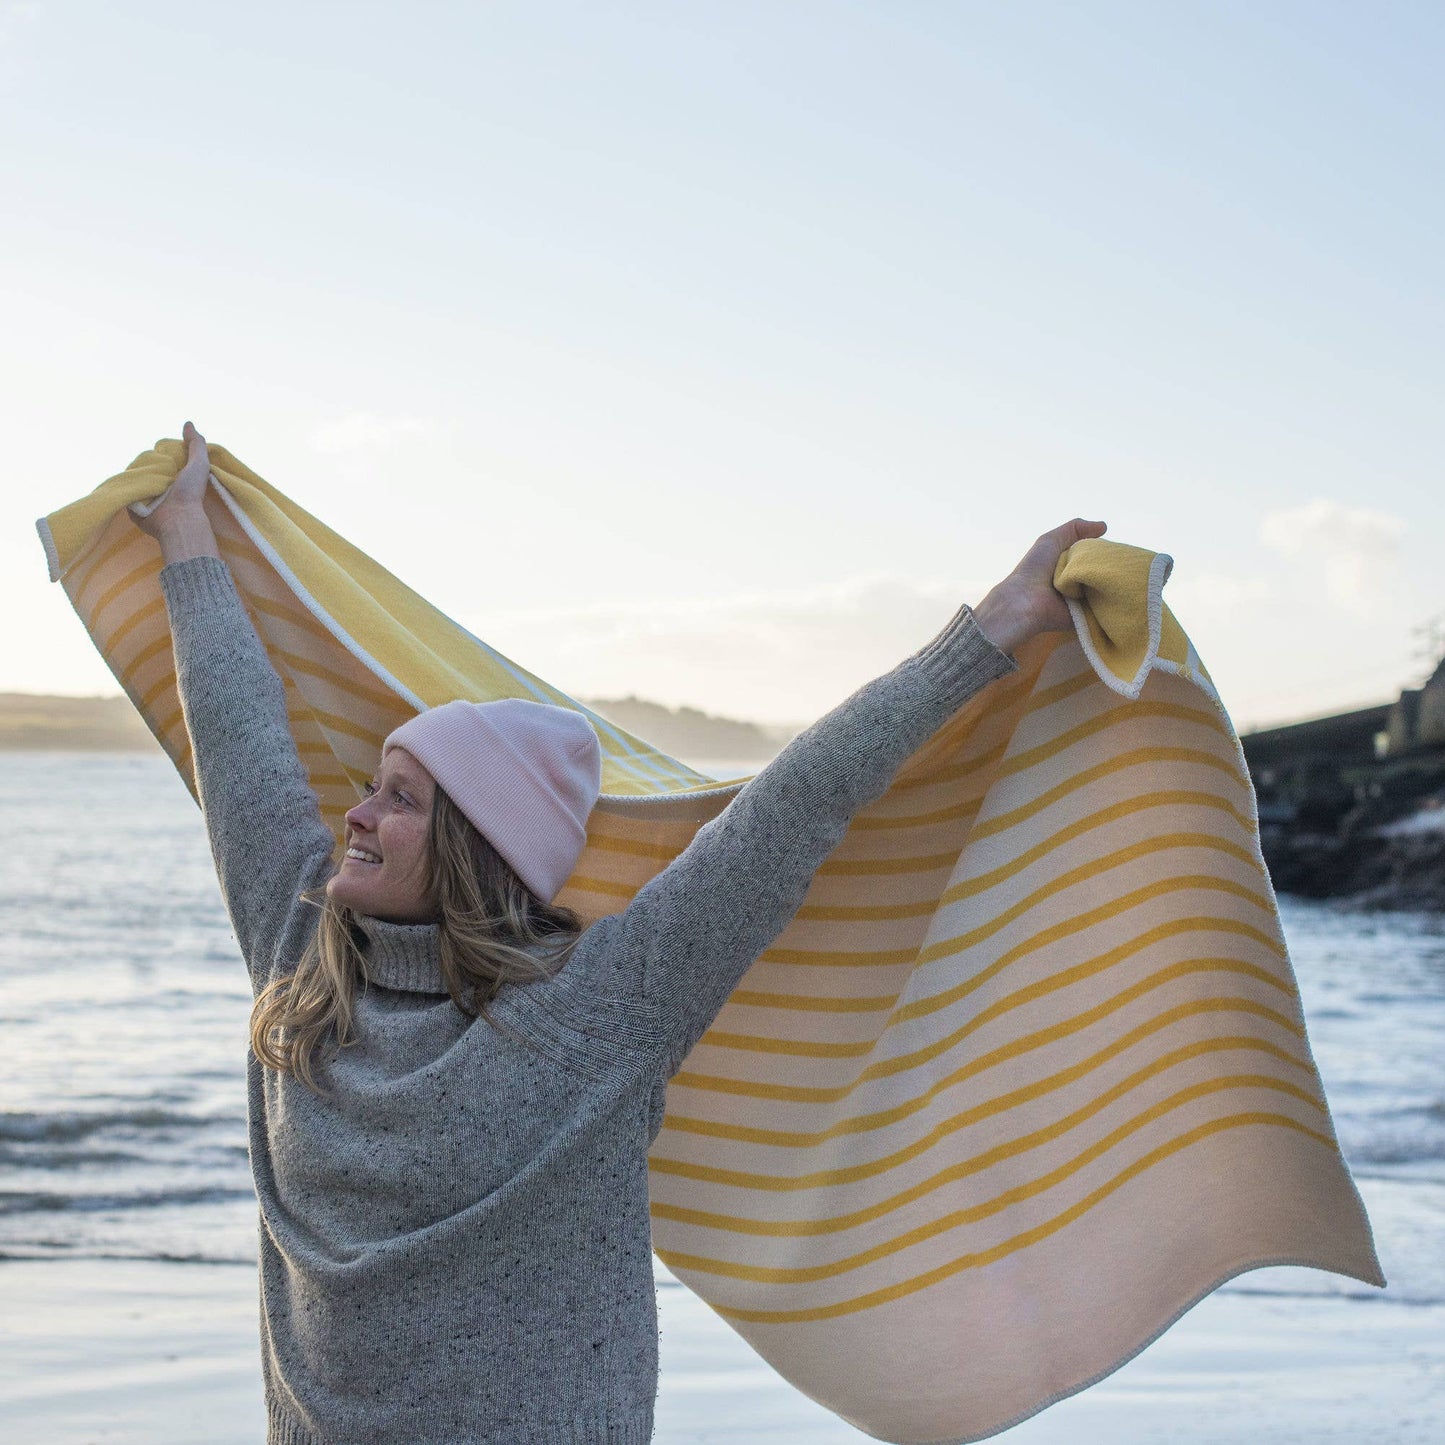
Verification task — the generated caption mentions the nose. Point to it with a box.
[345,795,377,834]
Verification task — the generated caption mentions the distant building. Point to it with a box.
[1387,656,1445,754]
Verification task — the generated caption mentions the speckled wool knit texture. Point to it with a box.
[160,555,1015,1445]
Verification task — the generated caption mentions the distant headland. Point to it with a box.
[0,692,798,767]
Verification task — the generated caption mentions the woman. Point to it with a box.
[134,421,1104,1444]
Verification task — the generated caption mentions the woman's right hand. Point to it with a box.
[129,421,221,562]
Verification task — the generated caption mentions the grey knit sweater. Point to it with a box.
[160,555,1016,1445]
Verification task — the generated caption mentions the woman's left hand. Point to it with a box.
[972,518,1107,657]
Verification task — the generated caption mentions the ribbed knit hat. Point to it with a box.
[382,699,602,903]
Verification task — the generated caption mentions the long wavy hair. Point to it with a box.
[250,785,584,1093]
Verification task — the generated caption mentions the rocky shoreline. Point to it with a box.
[1261,804,1445,912]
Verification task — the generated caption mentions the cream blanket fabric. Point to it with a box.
[39,439,1382,1443]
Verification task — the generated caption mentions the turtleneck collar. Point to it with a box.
[353,914,448,996]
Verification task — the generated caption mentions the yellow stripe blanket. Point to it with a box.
[39,439,1382,1444]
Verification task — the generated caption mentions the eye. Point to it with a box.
[362,781,378,798]
[393,790,413,808]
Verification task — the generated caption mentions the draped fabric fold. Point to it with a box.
[39,439,1381,1444]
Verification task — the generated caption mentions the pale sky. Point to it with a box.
[3,1,1441,730]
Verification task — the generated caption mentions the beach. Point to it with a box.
[4,1255,1442,1443]
[3,753,1442,1441]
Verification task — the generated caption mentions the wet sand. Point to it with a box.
[1,1260,1440,1443]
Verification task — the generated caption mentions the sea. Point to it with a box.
[3,751,1443,1309]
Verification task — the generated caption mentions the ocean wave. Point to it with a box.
[0,1108,241,1145]
[0,1185,254,1216]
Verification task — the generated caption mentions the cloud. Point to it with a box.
[1163,569,1273,621]
[1259,499,1404,612]
[308,412,431,456]
[467,573,982,724]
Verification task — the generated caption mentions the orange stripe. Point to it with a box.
[138,673,176,711]
[948,789,1252,902]
[651,1068,1321,1236]
[661,1095,1320,1283]
[972,746,1246,844]
[686,1114,1335,1320]
[71,534,136,612]
[656,1017,1309,1180]
[696,929,1291,1086]
[123,631,174,678]
[886,665,1096,793]
[564,875,640,900]
[916,869,1273,971]
[270,646,403,715]
[997,699,1234,781]
[754,869,1275,974]
[96,595,166,657]
[791,828,1259,926]
[86,557,157,629]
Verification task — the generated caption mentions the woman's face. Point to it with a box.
[326,747,438,923]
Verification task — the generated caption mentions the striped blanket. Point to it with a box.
[39,438,1382,1443]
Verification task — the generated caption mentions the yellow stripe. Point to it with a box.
[917,869,1273,972]
[269,645,404,715]
[87,556,159,628]
[736,843,1270,1002]
[687,924,1288,1086]
[655,1020,1309,1184]
[668,987,1300,1114]
[245,590,343,651]
[726,869,1278,1007]
[762,941,922,969]
[665,965,1297,1146]
[972,746,1245,844]
[122,630,175,679]
[659,1099,1328,1290]
[786,828,1261,927]
[885,666,1094,793]
[583,833,684,863]
[71,534,136,612]
[96,595,166,657]
[565,874,641,900]
[139,670,177,711]
[850,797,984,833]
[997,700,1233,781]
[819,850,964,877]
[947,789,1253,902]
[1023,662,1099,709]
[694,1113,1334,1322]
[652,1065,1321,1236]
[156,697,370,757]
[274,692,384,747]
[757,743,1245,880]
[887,736,1009,795]
[576,791,1260,930]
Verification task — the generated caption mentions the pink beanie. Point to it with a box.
[382,699,602,903]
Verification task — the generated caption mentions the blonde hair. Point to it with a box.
[251,786,583,1093]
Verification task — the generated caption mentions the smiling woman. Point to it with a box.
[329,747,436,921]
[255,711,597,1094]
[115,421,1096,1445]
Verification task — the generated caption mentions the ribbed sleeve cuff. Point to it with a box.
[910,602,1019,711]
[158,553,240,620]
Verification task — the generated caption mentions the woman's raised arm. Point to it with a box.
[132,424,338,990]
[581,519,1106,1078]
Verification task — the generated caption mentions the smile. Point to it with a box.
[346,847,382,865]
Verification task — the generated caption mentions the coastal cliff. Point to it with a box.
[1243,655,1445,910]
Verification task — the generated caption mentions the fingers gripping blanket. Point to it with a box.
[39,440,1382,1444]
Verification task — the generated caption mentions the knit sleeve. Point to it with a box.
[584,604,1018,1077]
[160,555,338,991]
